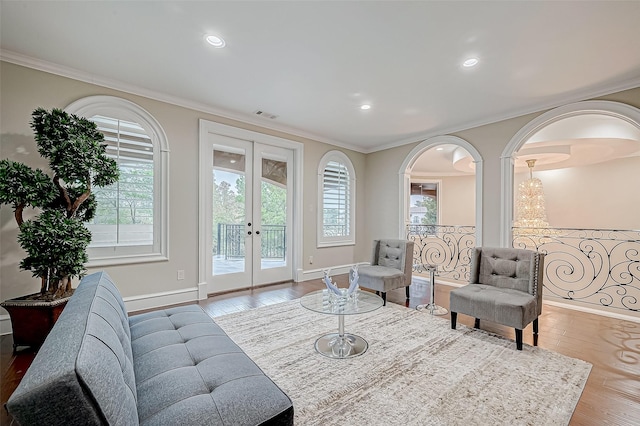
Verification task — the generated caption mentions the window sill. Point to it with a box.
[86,254,169,268]
[317,240,356,249]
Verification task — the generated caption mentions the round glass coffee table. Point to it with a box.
[300,289,384,359]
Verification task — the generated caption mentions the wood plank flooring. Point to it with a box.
[2,276,639,425]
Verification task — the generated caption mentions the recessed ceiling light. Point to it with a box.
[205,35,226,48]
[360,104,371,110]
[463,58,479,67]
[436,147,444,151]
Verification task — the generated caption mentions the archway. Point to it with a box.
[501,100,640,245]
[399,135,483,283]
[501,100,640,317]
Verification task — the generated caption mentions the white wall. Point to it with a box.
[0,61,367,313]
[514,156,640,230]
[439,175,475,226]
[2,59,640,321]
[365,87,640,247]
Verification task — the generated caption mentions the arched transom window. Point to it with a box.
[317,150,356,247]
[66,96,169,265]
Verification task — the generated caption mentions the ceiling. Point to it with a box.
[1,1,640,153]
[412,114,640,176]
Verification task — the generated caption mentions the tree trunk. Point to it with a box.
[53,276,71,299]
[40,274,47,294]
[15,202,25,227]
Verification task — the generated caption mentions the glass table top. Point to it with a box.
[300,289,384,315]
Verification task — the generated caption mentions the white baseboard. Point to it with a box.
[299,262,370,282]
[197,282,207,300]
[124,287,199,314]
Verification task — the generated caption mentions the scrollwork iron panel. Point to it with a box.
[513,227,640,313]
[407,224,475,283]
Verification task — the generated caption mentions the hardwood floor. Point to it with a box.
[2,276,639,425]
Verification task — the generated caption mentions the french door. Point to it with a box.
[203,132,294,293]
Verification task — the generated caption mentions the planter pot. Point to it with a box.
[1,293,71,352]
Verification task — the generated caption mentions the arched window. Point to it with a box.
[66,96,169,265]
[317,150,355,247]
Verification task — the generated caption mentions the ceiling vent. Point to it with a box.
[254,110,278,120]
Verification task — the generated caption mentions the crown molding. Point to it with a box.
[0,49,367,153]
[2,49,639,155]
[367,78,640,154]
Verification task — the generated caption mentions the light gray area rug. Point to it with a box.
[214,300,591,425]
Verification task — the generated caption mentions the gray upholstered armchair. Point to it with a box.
[449,247,545,350]
[358,239,414,306]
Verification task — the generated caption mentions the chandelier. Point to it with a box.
[513,159,551,231]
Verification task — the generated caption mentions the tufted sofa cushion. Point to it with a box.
[130,306,293,425]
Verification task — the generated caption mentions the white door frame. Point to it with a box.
[198,119,303,297]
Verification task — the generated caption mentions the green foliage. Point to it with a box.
[18,210,91,283]
[260,181,286,226]
[31,108,119,189]
[0,159,56,209]
[414,196,438,225]
[212,174,286,228]
[52,188,97,223]
[92,165,154,225]
[0,108,120,297]
[213,176,245,225]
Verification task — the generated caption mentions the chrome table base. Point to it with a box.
[416,267,448,316]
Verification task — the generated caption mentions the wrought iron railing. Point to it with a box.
[513,227,640,313]
[407,224,476,283]
[407,224,640,315]
[260,225,286,259]
[216,223,286,259]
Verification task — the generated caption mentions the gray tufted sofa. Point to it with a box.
[449,247,545,350]
[6,272,293,425]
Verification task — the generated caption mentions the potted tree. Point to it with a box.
[0,107,119,351]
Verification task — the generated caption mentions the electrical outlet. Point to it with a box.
[309,256,313,264]
[177,270,185,280]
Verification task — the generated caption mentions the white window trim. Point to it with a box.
[409,178,442,225]
[66,95,169,266]
[317,150,356,248]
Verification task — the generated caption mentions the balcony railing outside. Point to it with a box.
[216,223,286,260]
[513,227,640,313]
[407,224,476,283]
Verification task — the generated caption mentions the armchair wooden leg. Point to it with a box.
[515,329,523,350]
[533,318,539,347]
[451,312,457,329]
[405,286,410,299]
[382,292,387,306]
[474,318,480,329]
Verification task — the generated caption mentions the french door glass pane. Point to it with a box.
[260,158,287,270]
[212,150,246,276]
